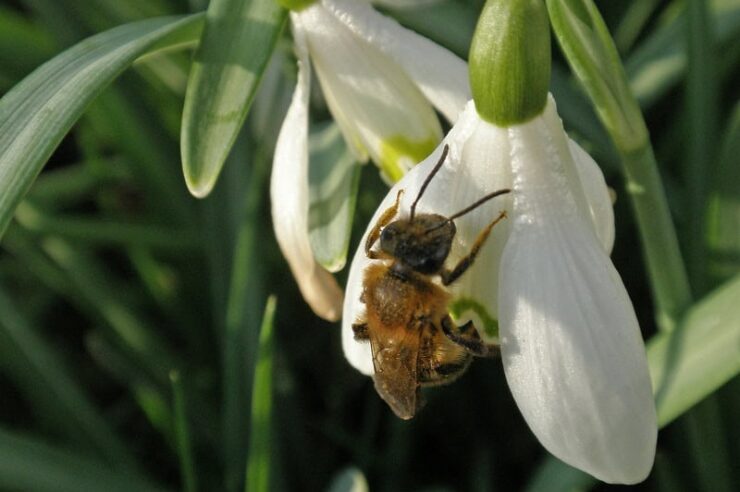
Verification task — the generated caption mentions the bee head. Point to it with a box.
[380,214,456,274]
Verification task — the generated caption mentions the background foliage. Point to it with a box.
[0,0,738,491]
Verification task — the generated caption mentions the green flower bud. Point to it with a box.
[469,0,551,126]
[277,0,316,12]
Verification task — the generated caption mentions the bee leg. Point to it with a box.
[365,189,404,255]
[441,316,498,358]
[352,322,370,341]
[440,211,507,286]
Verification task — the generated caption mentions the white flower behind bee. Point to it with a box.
[271,0,470,320]
[342,96,656,484]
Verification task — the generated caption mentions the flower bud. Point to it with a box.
[469,0,551,126]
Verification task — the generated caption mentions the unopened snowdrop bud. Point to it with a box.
[469,0,551,126]
[277,0,316,11]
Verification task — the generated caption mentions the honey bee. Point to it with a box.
[352,145,510,419]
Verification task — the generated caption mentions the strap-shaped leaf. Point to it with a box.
[650,273,740,426]
[0,13,204,241]
[0,426,164,492]
[180,0,286,198]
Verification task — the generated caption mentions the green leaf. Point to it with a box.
[650,273,740,427]
[170,371,198,492]
[626,0,740,108]
[0,5,56,85]
[308,123,361,272]
[0,13,204,241]
[546,0,648,153]
[524,458,595,492]
[707,101,740,282]
[0,426,164,492]
[245,296,277,492]
[180,0,286,197]
[0,284,135,469]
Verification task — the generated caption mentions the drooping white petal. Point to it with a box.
[271,19,343,321]
[299,3,442,181]
[498,102,656,484]
[538,96,615,253]
[321,0,470,123]
[568,139,615,253]
[342,103,511,371]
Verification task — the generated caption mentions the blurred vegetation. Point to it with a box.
[0,0,738,491]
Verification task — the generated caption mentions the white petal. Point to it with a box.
[299,4,442,181]
[568,139,615,253]
[320,0,470,123]
[498,109,656,484]
[271,19,343,321]
[342,103,512,371]
[539,96,615,253]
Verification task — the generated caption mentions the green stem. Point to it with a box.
[222,143,269,492]
[245,296,277,492]
[685,0,716,296]
[547,0,694,329]
[621,146,692,331]
[170,371,198,492]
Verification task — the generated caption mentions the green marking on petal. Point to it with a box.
[449,297,499,339]
[276,0,316,12]
[379,135,438,183]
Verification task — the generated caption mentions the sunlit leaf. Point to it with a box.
[180,0,286,197]
[0,13,204,240]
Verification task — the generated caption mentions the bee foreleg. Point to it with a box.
[440,210,507,286]
[441,316,498,358]
[365,189,404,256]
[352,322,370,341]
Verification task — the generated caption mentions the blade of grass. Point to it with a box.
[626,0,740,108]
[181,0,286,197]
[613,0,662,53]
[0,284,136,469]
[171,370,198,492]
[0,12,204,240]
[706,101,740,283]
[40,238,180,385]
[0,426,165,492]
[25,159,130,208]
[15,203,200,251]
[222,140,270,492]
[684,0,717,295]
[245,296,277,492]
[3,229,179,387]
[0,5,56,84]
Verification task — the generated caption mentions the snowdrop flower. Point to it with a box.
[271,0,469,320]
[342,0,656,484]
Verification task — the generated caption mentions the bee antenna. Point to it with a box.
[446,189,511,222]
[409,144,449,222]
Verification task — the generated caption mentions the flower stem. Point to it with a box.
[685,0,717,296]
[621,145,692,331]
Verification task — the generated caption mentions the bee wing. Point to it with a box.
[369,327,422,420]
